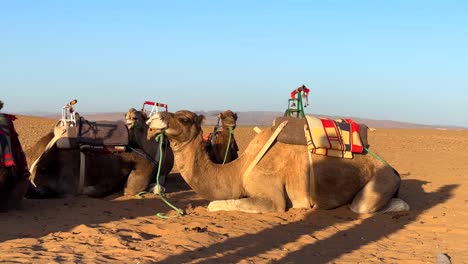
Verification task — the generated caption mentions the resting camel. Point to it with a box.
[147,110,410,214]
[205,110,239,164]
[0,101,30,211]
[125,108,174,187]
[27,117,157,198]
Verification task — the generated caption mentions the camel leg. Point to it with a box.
[207,197,285,213]
[7,177,28,210]
[349,166,409,214]
[124,159,155,196]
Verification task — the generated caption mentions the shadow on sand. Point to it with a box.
[0,173,197,243]
[155,178,457,264]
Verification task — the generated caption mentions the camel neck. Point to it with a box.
[171,134,245,200]
[134,124,158,156]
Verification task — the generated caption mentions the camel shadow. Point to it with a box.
[0,173,205,243]
[156,179,458,264]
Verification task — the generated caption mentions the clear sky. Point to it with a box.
[1,1,467,127]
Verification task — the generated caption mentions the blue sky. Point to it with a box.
[1,1,467,127]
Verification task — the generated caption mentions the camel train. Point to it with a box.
[1,97,408,215]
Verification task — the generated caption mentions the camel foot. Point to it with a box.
[208,197,279,213]
[208,199,260,213]
[149,184,166,194]
[82,186,99,197]
[378,198,410,213]
[436,253,452,264]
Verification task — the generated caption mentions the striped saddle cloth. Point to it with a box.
[304,116,365,159]
[0,114,16,167]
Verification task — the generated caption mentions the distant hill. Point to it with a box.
[28,110,466,130]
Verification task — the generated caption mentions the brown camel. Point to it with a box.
[26,118,157,198]
[0,101,30,211]
[147,110,410,213]
[205,110,239,164]
[125,108,174,187]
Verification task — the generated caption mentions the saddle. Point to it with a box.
[272,116,370,159]
[54,115,128,152]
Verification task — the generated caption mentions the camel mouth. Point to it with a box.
[224,123,236,130]
[147,127,166,140]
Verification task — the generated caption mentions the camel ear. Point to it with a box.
[234,113,238,120]
[218,112,223,119]
[196,114,205,125]
[0,100,3,111]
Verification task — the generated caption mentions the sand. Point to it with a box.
[1,115,467,263]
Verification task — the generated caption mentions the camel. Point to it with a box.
[147,110,410,214]
[125,108,174,188]
[0,100,29,211]
[27,116,157,198]
[205,110,239,164]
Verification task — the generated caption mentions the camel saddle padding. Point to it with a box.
[272,116,370,149]
[77,118,129,149]
[53,117,129,153]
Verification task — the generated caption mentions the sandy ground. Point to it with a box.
[1,115,467,263]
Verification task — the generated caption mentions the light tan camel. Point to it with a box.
[147,110,410,213]
[0,100,30,211]
[125,108,174,187]
[205,110,239,164]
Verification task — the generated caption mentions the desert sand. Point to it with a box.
[1,115,467,263]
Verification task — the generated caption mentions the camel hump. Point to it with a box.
[272,116,308,145]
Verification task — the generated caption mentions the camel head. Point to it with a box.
[0,100,3,111]
[125,108,147,130]
[147,110,205,144]
[219,110,238,130]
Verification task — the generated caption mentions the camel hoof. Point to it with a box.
[149,184,165,194]
[82,186,98,196]
[207,201,224,212]
[436,253,451,264]
[379,198,410,213]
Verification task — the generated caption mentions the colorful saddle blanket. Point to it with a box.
[0,114,29,178]
[0,114,15,167]
[305,116,364,159]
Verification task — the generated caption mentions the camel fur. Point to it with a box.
[147,110,410,214]
[125,108,174,187]
[205,110,239,164]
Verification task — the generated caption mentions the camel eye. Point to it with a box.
[179,117,190,124]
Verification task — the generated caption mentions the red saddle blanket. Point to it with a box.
[305,116,364,158]
[0,114,29,177]
[0,114,17,167]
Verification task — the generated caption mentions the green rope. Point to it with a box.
[154,133,184,219]
[136,133,184,219]
[222,126,234,164]
[364,147,389,165]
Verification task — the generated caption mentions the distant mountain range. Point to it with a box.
[29,110,466,130]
